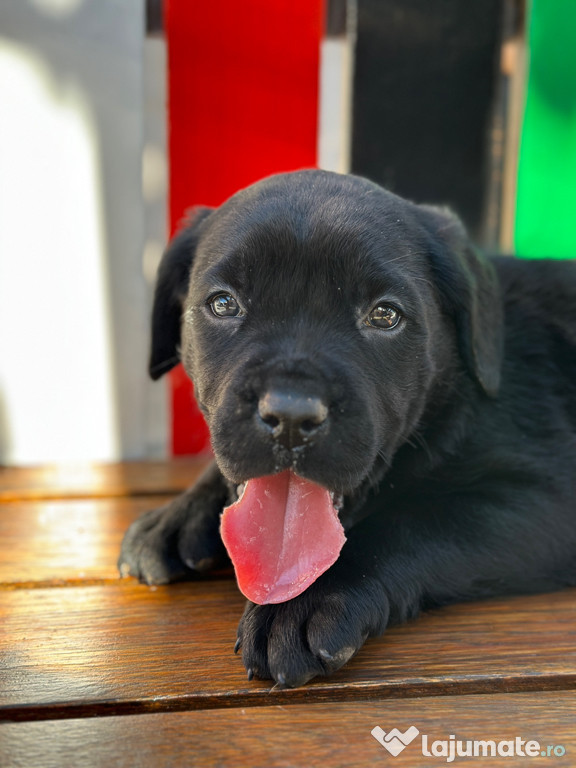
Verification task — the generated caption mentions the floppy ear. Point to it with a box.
[149,207,213,380]
[419,205,503,397]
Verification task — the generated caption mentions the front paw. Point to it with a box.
[236,576,389,687]
[118,492,227,585]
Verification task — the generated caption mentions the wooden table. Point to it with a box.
[1,460,575,767]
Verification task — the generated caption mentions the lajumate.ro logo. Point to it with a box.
[371,725,567,761]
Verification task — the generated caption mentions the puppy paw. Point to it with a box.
[118,490,228,585]
[235,577,389,687]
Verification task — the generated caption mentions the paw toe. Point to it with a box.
[317,644,358,673]
[274,668,318,688]
[118,506,189,585]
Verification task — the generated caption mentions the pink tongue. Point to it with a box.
[220,470,346,604]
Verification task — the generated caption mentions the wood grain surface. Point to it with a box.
[1,460,575,768]
[0,459,210,501]
[1,692,574,767]
[2,581,575,720]
[0,497,175,586]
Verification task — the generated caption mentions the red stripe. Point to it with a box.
[165,0,324,455]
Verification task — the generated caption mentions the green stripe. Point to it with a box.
[514,0,576,259]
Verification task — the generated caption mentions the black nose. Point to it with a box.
[257,390,328,449]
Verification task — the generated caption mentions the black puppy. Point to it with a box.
[119,170,576,687]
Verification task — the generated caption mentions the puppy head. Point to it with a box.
[150,170,502,496]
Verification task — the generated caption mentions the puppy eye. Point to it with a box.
[364,304,402,330]
[208,293,242,318]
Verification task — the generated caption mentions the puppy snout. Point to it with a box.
[257,390,328,449]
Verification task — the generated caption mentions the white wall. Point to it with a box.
[318,34,354,174]
[0,0,168,464]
